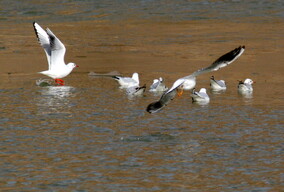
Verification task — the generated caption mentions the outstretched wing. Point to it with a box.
[146,78,184,113]
[191,46,245,77]
[33,22,51,69]
[146,46,245,113]
[46,28,66,70]
[146,88,177,113]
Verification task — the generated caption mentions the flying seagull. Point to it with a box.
[33,22,78,86]
[146,46,245,113]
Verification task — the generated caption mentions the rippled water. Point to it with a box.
[1,0,284,23]
[0,0,283,191]
[0,74,283,191]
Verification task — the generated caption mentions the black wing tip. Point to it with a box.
[32,22,40,40]
[238,80,244,85]
[234,45,245,53]
[111,76,120,80]
[146,101,164,113]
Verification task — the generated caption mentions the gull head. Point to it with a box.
[153,79,159,84]
[200,88,207,93]
[67,62,79,69]
[244,78,254,85]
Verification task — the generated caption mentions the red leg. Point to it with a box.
[55,79,65,86]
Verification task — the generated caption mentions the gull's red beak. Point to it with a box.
[76,65,79,68]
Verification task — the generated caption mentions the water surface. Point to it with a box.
[0,0,283,191]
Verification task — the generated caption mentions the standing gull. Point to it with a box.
[146,46,245,113]
[210,76,226,91]
[33,22,78,86]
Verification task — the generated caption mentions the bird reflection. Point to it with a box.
[36,86,76,115]
[238,91,254,105]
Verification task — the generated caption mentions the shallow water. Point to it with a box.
[0,0,284,191]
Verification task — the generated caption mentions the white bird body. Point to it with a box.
[33,22,78,85]
[191,88,210,102]
[238,78,254,93]
[113,73,139,88]
[39,65,75,79]
[210,76,226,91]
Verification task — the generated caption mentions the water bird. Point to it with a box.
[191,88,210,103]
[149,77,168,92]
[210,76,226,91]
[112,72,139,88]
[126,84,146,96]
[146,46,245,113]
[238,78,254,93]
[33,22,78,86]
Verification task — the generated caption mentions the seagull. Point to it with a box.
[126,84,146,96]
[146,46,245,113]
[33,22,78,86]
[191,88,210,103]
[149,77,168,92]
[210,76,226,91]
[112,72,139,88]
[238,78,254,93]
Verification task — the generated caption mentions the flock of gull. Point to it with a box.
[33,22,254,113]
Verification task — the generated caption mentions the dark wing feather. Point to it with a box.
[191,46,245,77]
[146,88,177,113]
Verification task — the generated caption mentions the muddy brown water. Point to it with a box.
[0,1,283,191]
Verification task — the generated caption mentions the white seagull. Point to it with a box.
[210,76,226,91]
[126,84,146,96]
[33,22,78,86]
[112,72,139,88]
[191,88,210,103]
[146,46,245,113]
[238,78,254,93]
[149,77,168,92]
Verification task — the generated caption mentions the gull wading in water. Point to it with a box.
[112,72,139,88]
[191,88,210,103]
[238,78,254,93]
[146,46,245,113]
[210,76,226,91]
[149,77,168,92]
[33,22,78,86]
